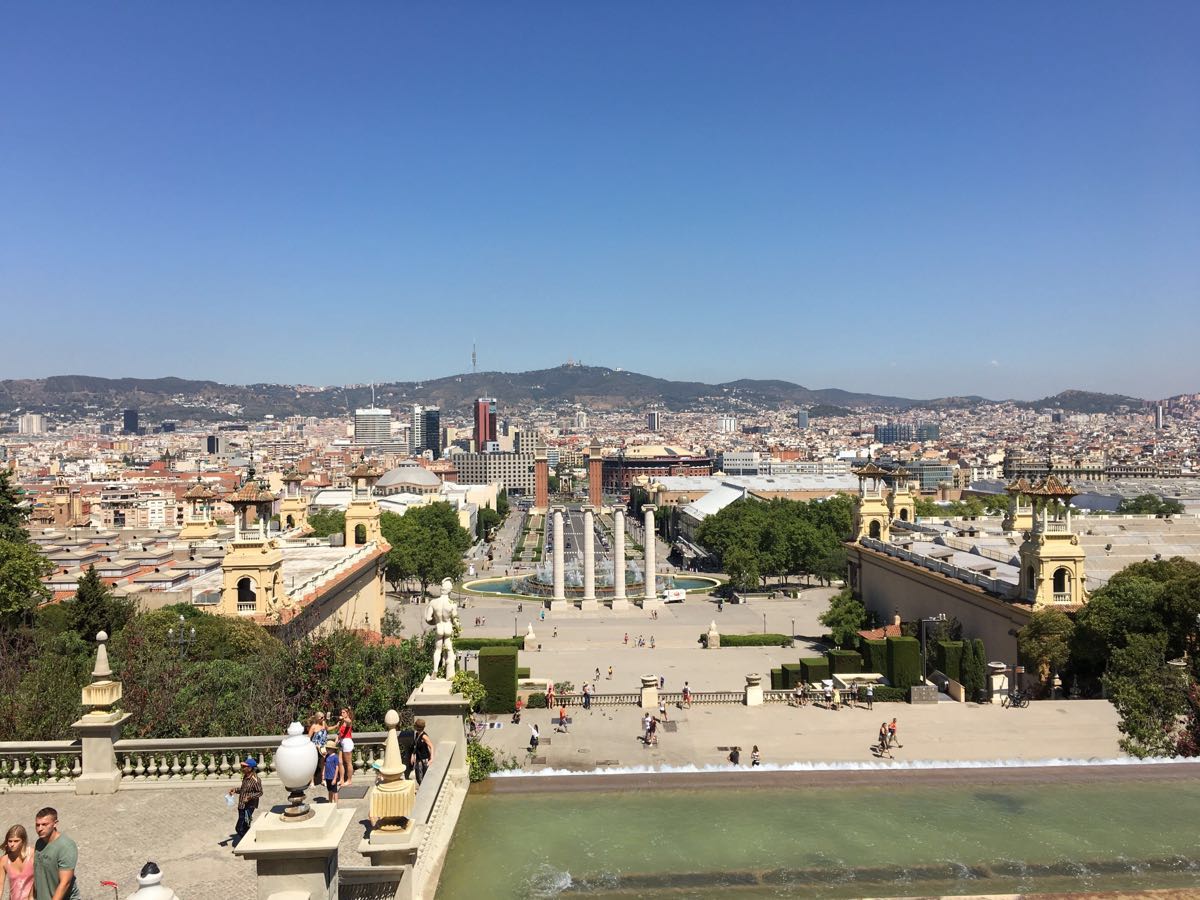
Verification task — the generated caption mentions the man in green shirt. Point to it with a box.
[33,807,82,900]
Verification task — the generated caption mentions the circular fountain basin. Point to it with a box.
[462,574,721,598]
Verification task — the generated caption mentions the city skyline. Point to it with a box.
[2,4,1197,398]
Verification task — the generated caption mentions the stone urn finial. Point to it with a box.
[81,631,123,719]
[369,708,415,831]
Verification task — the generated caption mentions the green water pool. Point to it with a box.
[436,774,1200,898]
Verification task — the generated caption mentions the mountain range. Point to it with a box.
[0,367,1154,423]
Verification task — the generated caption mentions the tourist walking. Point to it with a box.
[323,736,342,803]
[307,712,328,786]
[866,683,874,710]
[512,696,523,725]
[751,745,761,767]
[2,824,34,900]
[229,759,263,844]
[595,667,601,682]
[624,632,629,645]
[889,718,901,748]
[546,683,555,709]
[682,682,692,708]
[410,718,434,784]
[528,724,540,754]
[33,809,80,900]
[877,723,892,759]
[648,716,659,746]
[557,706,569,733]
[641,712,652,744]
[337,708,356,786]
[607,665,613,680]
[727,746,740,766]
[582,683,591,711]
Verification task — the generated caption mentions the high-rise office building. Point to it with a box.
[123,409,139,435]
[474,398,497,451]
[915,423,940,442]
[1155,404,1165,430]
[647,410,661,432]
[795,410,809,430]
[421,407,442,456]
[206,434,230,456]
[874,423,913,444]
[409,404,425,455]
[18,413,47,434]
[354,407,392,445]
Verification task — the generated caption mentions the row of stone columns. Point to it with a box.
[548,504,658,609]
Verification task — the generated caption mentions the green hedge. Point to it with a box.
[799,657,830,684]
[870,685,909,703]
[517,666,530,679]
[525,691,548,709]
[456,637,524,651]
[781,663,804,688]
[887,636,921,688]
[770,668,784,690]
[478,646,518,713]
[827,649,862,675]
[718,633,792,647]
[934,640,964,683]
[859,638,887,676]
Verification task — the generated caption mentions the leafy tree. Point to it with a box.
[307,508,345,538]
[1103,632,1185,758]
[1117,494,1186,516]
[961,639,986,701]
[0,469,33,542]
[496,489,510,519]
[477,506,501,541]
[0,537,53,626]
[381,503,471,597]
[66,565,134,642]
[1017,608,1074,696]
[819,588,866,648]
[451,669,487,712]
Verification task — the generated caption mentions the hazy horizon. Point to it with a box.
[0,364,1187,405]
[3,4,1197,398]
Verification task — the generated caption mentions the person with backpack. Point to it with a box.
[410,718,434,784]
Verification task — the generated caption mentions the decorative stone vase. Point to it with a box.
[275,721,319,821]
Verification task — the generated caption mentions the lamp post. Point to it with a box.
[919,614,947,685]
[166,615,196,659]
[762,612,767,635]
[790,617,795,641]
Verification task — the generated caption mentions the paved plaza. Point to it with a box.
[0,588,1127,898]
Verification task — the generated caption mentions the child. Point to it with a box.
[324,736,342,803]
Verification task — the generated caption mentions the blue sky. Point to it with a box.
[2,3,1197,400]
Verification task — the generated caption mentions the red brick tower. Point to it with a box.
[587,437,604,508]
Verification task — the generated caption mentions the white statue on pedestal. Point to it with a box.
[425,577,460,678]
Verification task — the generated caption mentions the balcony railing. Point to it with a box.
[1052,591,1073,604]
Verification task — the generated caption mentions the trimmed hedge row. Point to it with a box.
[718,633,792,647]
[935,640,964,684]
[887,636,921,688]
[781,663,804,688]
[827,649,862,674]
[799,657,830,684]
[456,637,524,651]
[517,666,530,679]
[525,691,549,709]
[478,646,518,713]
[860,638,887,676]
[771,668,784,690]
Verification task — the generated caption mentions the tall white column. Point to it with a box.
[611,505,628,611]
[643,504,660,608]
[551,506,566,606]
[581,505,597,611]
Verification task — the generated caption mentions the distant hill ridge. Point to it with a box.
[0,367,1155,422]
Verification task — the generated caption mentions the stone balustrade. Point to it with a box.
[1,733,386,791]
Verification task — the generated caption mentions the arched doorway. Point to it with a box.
[1053,567,1070,600]
[285,514,295,529]
[869,520,881,540]
[354,523,367,545]
[237,576,257,614]
[899,508,910,521]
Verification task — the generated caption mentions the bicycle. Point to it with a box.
[1001,688,1030,708]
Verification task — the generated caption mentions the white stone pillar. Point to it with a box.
[643,505,660,609]
[551,506,566,607]
[581,505,597,611]
[744,672,764,707]
[611,505,628,611]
